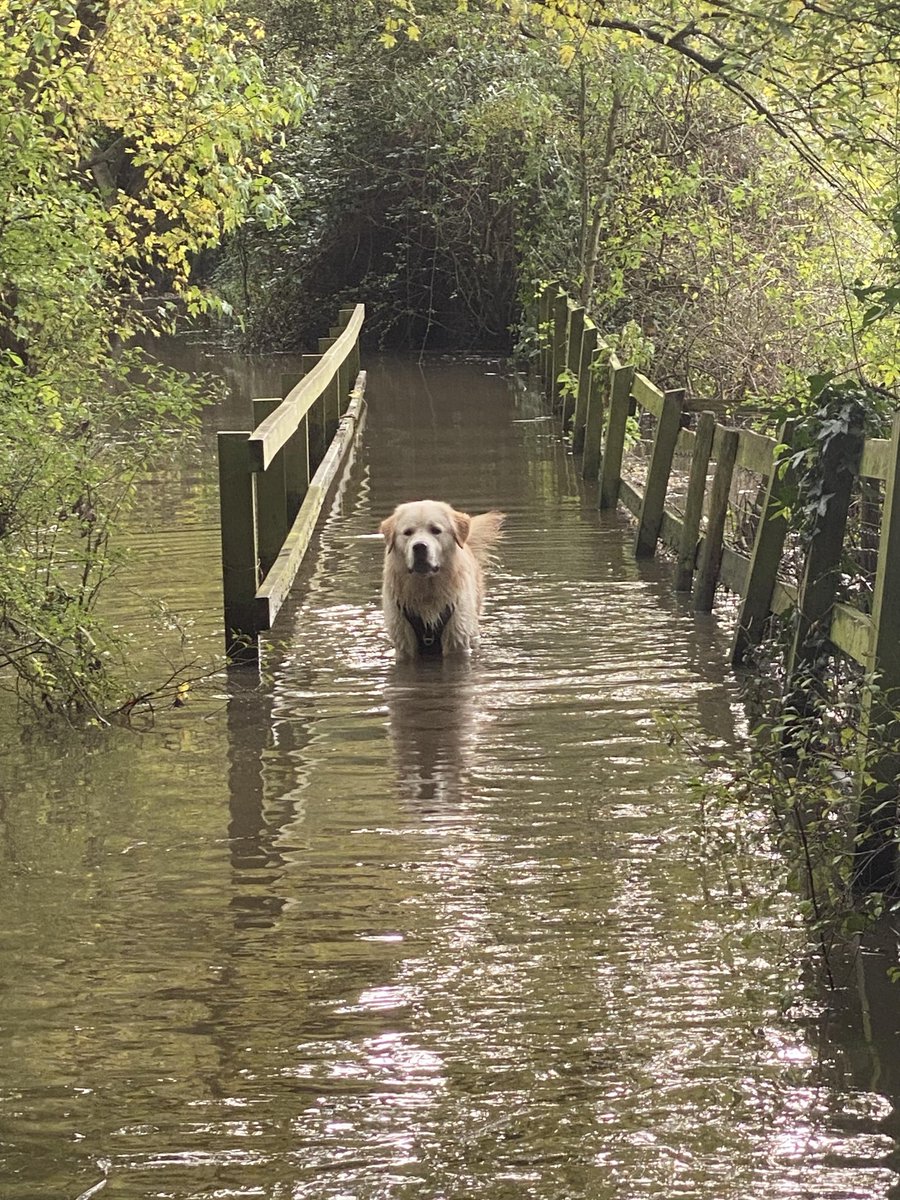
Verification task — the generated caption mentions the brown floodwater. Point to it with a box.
[1,353,899,1200]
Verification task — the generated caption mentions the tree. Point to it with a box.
[0,0,306,716]
[350,0,898,388]
[220,0,897,407]
[216,7,576,350]
[387,0,900,213]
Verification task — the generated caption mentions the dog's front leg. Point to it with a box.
[382,595,419,657]
[441,610,478,656]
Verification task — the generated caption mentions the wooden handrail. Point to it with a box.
[735,428,779,475]
[219,302,365,661]
[248,304,364,471]
[254,372,367,631]
[859,436,892,480]
[539,286,891,656]
[536,282,900,886]
[631,371,664,418]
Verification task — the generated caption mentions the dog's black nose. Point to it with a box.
[410,540,435,574]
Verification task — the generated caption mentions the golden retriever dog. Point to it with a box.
[380,500,504,657]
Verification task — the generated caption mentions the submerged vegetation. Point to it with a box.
[666,639,900,986]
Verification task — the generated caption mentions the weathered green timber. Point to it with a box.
[249,304,364,472]
[693,428,738,613]
[631,372,664,419]
[785,408,863,692]
[675,411,716,593]
[218,432,259,662]
[252,397,288,577]
[303,353,327,474]
[634,388,685,559]
[550,293,569,409]
[856,410,900,890]
[255,373,367,634]
[532,284,900,884]
[538,283,556,385]
[318,336,343,439]
[572,323,598,454]
[562,305,585,427]
[599,360,634,511]
[217,304,365,661]
[732,423,794,665]
[281,371,310,522]
[581,344,607,481]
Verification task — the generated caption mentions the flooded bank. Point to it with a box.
[1,354,898,1199]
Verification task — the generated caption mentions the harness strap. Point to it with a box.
[400,603,455,656]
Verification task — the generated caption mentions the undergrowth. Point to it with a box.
[661,625,900,990]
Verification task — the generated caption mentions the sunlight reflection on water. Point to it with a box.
[0,355,897,1200]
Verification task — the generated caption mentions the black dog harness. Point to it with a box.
[400,603,455,656]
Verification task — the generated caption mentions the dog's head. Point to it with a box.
[380,500,471,575]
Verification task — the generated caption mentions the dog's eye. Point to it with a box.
[402,528,413,537]
[429,524,442,536]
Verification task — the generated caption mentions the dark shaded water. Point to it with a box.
[1,355,900,1200]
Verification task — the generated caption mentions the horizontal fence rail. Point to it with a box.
[218,304,365,662]
[535,281,900,888]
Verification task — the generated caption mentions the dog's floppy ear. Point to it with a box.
[380,513,397,551]
[451,509,471,547]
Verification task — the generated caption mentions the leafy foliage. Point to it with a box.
[222,0,899,411]
[217,8,573,349]
[0,350,202,715]
[386,0,900,210]
[0,0,306,716]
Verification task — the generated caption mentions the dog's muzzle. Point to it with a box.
[410,541,438,574]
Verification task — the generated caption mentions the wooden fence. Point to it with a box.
[537,282,900,888]
[218,304,365,662]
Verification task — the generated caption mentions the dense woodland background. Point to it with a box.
[2,0,900,714]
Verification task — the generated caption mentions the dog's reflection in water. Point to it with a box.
[385,657,481,808]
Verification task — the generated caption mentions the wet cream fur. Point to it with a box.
[380,500,505,657]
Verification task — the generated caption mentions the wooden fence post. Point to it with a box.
[281,371,309,522]
[538,283,554,388]
[732,421,795,664]
[252,398,288,578]
[785,411,863,692]
[856,410,900,891]
[353,340,361,384]
[218,431,259,661]
[561,305,584,427]
[318,336,342,437]
[550,292,569,409]
[599,361,634,509]
[634,388,685,558]
[336,308,361,384]
[327,331,348,399]
[302,353,327,472]
[581,344,608,481]
[572,323,598,453]
[674,411,716,592]
[693,427,739,612]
